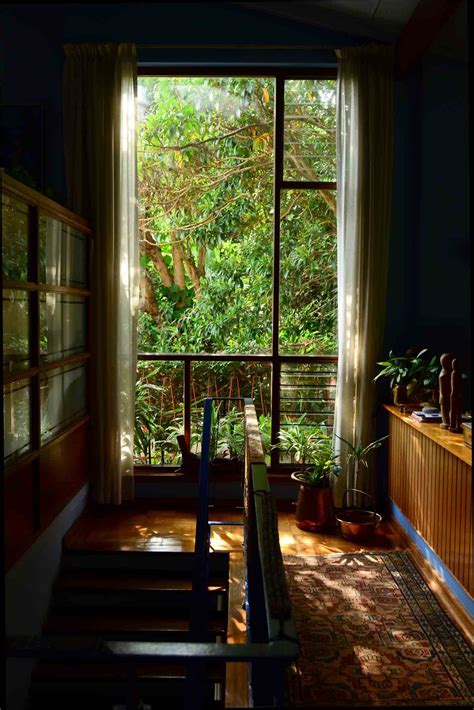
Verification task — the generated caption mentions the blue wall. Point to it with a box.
[417,54,470,370]
[0,2,349,203]
[384,51,470,381]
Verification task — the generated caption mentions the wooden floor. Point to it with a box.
[63,504,405,708]
[64,503,404,555]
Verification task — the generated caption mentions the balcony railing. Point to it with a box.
[135,352,338,469]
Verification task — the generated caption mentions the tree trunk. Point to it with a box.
[319,189,336,214]
[140,235,173,289]
[139,271,160,318]
[182,248,203,297]
[172,240,186,291]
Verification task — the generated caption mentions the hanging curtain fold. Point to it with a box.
[333,44,394,504]
[63,43,139,504]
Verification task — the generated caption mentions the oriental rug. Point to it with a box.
[284,552,473,707]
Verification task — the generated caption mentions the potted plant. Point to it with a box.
[334,433,389,540]
[335,433,389,486]
[374,348,438,405]
[275,424,342,532]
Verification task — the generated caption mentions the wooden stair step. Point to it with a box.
[55,569,226,592]
[43,612,226,639]
[51,587,227,612]
[29,688,222,710]
[30,681,222,708]
[60,550,229,575]
[32,660,225,681]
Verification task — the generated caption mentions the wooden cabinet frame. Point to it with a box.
[2,172,93,567]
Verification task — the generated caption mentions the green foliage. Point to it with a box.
[335,434,389,469]
[137,76,337,357]
[135,76,337,461]
[275,420,341,488]
[374,349,439,390]
[215,407,245,458]
[258,413,272,464]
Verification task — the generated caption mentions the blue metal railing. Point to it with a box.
[6,397,299,709]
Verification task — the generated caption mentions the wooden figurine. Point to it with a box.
[439,353,453,429]
[449,358,463,433]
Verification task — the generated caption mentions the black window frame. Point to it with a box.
[136,66,338,472]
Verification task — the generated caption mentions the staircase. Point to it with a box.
[28,549,230,709]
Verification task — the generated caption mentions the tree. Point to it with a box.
[137,76,337,355]
[135,76,337,462]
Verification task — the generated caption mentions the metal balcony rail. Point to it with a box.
[136,351,338,468]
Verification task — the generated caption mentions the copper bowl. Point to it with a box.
[336,508,382,541]
[336,489,381,542]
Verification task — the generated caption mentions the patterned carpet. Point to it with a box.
[284,552,473,707]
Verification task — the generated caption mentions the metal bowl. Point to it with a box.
[336,489,381,542]
[336,508,382,541]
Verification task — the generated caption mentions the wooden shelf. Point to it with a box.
[384,404,471,467]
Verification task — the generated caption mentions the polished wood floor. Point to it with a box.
[64,503,404,555]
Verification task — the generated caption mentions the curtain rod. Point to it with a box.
[136,44,336,50]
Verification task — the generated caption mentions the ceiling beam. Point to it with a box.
[395,0,464,78]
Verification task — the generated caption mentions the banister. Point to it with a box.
[6,396,299,708]
[6,636,299,662]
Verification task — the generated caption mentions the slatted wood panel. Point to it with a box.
[388,413,472,596]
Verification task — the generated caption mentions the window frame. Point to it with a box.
[137,67,338,472]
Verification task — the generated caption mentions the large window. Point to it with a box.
[135,71,337,468]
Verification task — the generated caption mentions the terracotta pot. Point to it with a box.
[392,384,408,405]
[291,473,335,532]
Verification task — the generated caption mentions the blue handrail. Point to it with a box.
[190,396,250,640]
[190,396,213,641]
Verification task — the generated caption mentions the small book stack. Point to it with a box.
[410,410,442,423]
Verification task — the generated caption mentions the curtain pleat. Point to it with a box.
[334,44,394,505]
[63,43,139,503]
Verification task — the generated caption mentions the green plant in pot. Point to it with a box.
[275,424,342,532]
[374,348,439,405]
[334,433,389,540]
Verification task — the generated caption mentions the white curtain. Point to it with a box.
[63,43,139,503]
[334,44,394,504]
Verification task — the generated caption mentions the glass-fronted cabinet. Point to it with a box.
[2,172,92,469]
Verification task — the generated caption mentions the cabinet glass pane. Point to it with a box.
[2,194,29,281]
[3,290,30,374]
[39,216,88,288]
[3,379,31,465]
[40,363,87,444]
[283,79,336,182]
[40,293,87,363]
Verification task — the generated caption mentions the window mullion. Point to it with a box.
[270,77,285,469]
[28,204,41,528]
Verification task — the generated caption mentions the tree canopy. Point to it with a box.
[135,76,337,463]
[137,76,337,356]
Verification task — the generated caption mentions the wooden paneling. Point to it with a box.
[4,461,36,570]
[387,409,472,596]
[39,420,90,528]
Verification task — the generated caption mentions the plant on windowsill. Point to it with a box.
[373,347,439,406]
[274,424,342,532]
